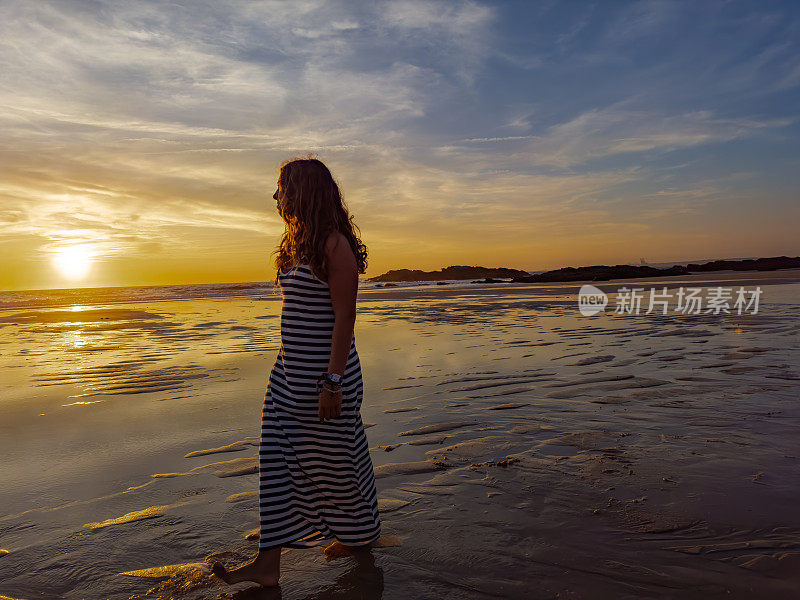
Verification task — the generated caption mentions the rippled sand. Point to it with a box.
[0,271,798,599]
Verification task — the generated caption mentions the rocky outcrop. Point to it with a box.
[368,265,530,282]
[685,256,800,272]
[368,257,800,286]
[511,264,691,283]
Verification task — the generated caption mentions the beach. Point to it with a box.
[1,270,799,599]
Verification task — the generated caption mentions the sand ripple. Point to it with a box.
[83,505,170,529]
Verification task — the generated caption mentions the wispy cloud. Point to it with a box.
[514,107,797,168]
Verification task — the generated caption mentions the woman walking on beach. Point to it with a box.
[213,157,382,587]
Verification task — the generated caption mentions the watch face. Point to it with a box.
[327,373,343,383]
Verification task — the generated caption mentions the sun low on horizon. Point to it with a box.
[0,1,798,292]
[51,245,94,281]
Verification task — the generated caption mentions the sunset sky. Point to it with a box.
[1,0,798,290]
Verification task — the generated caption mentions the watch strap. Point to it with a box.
[325,372,343,385]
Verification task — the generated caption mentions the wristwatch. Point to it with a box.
[325,372,343,385]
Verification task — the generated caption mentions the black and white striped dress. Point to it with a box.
[259,261,382,550]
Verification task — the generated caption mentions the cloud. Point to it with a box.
[452,105,796,169]
[604,0,679,43]
[0,0,797,287]
[0,176,279,264]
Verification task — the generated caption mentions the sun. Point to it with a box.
[52,245,93,280]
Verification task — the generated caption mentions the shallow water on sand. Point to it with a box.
[0,274,798,599]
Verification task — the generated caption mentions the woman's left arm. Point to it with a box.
[319,232,358,420]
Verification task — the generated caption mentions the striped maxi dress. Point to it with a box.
[259,261,382,550]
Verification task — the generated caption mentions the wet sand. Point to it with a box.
[0,271,798,599]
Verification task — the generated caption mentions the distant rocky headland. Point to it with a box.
[368,256,800,285]
[512,264,690,283]
[368,265,530,282]
[682,256,800,273]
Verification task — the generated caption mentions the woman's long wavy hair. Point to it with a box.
[271,156,368,284]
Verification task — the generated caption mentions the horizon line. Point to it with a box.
[2,254,795,294]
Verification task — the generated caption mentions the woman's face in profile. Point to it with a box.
[274,183,291,221]
[273,184,284,213]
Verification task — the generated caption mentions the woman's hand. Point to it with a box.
[318,387,343,422]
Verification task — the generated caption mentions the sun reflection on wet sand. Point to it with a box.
[65,329,87,349]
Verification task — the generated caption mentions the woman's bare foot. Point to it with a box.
[323,540,374,560]
[212,547,281,587]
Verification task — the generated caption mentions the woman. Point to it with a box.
[213,157,382,587]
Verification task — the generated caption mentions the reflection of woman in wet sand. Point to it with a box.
[213,157,382,586]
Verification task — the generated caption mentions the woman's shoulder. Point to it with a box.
[324,231,357,271]
[324,230,348,253]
